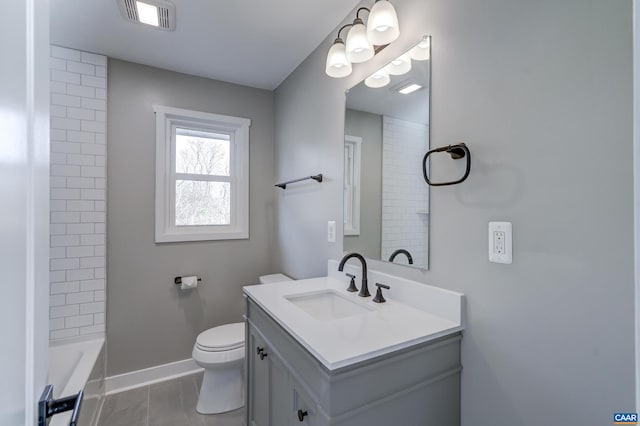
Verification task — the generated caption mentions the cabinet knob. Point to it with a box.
[259,351,268,360]
[256,347,264,355]
[297,409,308,422]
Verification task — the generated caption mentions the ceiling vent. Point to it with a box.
[117,0,176,31]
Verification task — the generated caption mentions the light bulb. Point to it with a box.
[366,0,400,45]
[325,39,352,78]
[387,53,411,75]
[409,36,430,61]
[365,67,390,88]
[136,1,160,26]
[346,20,374,63]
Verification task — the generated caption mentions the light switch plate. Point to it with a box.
[489,222,512,264]
[327,221,336,243]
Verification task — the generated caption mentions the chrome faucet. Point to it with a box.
[388,249,413,265]
[338,252,370,297]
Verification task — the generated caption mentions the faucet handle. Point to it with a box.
[345,273,358,292]
[372,283,390,303]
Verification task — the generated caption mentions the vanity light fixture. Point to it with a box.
[366,0,400,45]
[325,0,400,78]
[325,31,353,78]
[386,52,411,76]
[365,67,390,88]
[409,36,430,61]
[346,8,375,63]
[396,83,422,94]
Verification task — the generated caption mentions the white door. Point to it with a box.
[0,0,50,425]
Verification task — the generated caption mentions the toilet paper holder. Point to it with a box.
[174,276,202,285]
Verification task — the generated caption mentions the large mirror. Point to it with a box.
[343,36,431,269]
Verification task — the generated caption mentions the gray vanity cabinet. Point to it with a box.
[246,323,289,426]
[244,295,462,426]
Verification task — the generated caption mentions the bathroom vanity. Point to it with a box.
[243,262,464,426]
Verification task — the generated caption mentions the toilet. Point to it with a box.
[192,273,292,414]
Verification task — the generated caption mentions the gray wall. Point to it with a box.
[107,59,275,375]
[273,0,634,424]
[344,108,382,259]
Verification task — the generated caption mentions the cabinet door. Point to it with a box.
[292,383,324,426]
[269,350,291,426]
[248,328,270,426]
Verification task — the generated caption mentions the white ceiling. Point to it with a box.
[50,0,361,90]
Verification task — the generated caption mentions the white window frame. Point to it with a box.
[154,105,250,242]
[344,135,362,236]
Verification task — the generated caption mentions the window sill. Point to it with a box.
[155,228,249,243]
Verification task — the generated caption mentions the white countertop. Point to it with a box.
[243,273,463,371]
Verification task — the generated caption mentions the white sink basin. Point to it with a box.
[285,290,373,321]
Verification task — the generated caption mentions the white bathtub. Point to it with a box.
[48,337,105,426]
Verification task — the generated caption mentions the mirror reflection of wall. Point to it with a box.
[343,36,431,269]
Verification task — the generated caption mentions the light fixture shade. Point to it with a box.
[366,0,400,45]
[346,22,374,63]
[325,40,352,78]
[387,53,411,75]
[365,67,390,88]
[409,36,430,61]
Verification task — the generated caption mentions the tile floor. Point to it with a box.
[98,373,244,426]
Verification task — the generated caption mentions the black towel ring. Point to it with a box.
[422,143,471,186]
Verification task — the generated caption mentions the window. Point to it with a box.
[344,135,362,236]
[154,105,250,242]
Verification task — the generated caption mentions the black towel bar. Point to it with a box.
[422,143,470,186]
[275,174,323,190]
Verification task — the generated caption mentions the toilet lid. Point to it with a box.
[196,322,245,351]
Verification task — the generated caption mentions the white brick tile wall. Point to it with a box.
[82,98,106,111]
[50,271,67,283]
[381,117,429,267]
[51,329,80,340]
[66,223,94,234]
[80,302,104,315]
[67,130,95,143]
[52,45,81,61]
[51,81,67,94]
[51,304,79,318]
[49,46,107,340]
[66,291,94,305]
[51,281,80,294]
[50,295,66,307]
[66,314,94,328]
[80,325,104,335]
[67,61,95,76]
[52,93,81,108]
[80,279,104,291]
[67,269,94,282]
[81,51,106,66]
[50,318,65,331]
[94,312,105,324]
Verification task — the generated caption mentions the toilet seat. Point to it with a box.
[196,322,244,352]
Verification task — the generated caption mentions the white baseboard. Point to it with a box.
[105,358,204,395]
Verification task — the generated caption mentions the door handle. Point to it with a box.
[38,385,84,426]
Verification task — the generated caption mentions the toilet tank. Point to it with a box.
[259,274,292,284]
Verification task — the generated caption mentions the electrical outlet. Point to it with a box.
[327,221,336,243]
[489,222,512,264]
